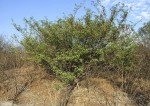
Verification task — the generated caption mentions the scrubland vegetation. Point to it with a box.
[0,1,150,106]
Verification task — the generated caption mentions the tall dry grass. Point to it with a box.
[0,35,25,83]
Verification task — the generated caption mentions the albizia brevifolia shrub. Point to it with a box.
[13,1,137,85]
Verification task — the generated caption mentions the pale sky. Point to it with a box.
[0,0,150,41]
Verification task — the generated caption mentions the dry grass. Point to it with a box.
[0,52,25,84]
[97,71,150,106]
[67,78,135,106]
[0,64,63,106]
[0,64,136,106]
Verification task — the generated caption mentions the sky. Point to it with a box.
[0,0,150,42]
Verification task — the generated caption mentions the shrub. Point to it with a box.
[13,1,137,85]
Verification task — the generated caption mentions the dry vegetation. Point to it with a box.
[0,64,136,106]
[94,44,150,105]
[0,2,150,106]
[0,41,149,106]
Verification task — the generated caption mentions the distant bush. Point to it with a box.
[13,1,137,85]
[0,35,24,71]
[0,35,9,53]
[136,21,150,79]
[138,21,150,46]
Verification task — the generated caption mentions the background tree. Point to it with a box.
[138,21,150,46]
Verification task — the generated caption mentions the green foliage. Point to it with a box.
[13,1,137,85]
[54,82,66,90]
[138,21,150,46]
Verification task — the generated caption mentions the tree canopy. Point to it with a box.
[138,21,150,46]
